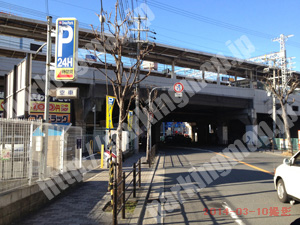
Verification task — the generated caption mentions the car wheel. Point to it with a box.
[277,179,289,203]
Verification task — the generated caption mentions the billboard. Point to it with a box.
[55,18,78,81]
[28,94,71,124]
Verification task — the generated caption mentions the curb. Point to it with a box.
[259,150,293,158]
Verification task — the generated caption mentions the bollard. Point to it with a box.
[133,162,136,198]
[101,144,104,168]
[122,172,126,219]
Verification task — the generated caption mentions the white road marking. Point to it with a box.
[180,148,215,171]
[222,202,245,225]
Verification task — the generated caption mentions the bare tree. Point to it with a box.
[91,2,155,184]
[264,70,300,152]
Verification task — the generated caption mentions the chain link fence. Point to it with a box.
[0,118,82,193]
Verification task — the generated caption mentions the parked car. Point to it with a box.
[163,134,192,145]
[274,151,300,203]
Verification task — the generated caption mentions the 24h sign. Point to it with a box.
[55,18,78,81]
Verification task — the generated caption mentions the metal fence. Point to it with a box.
[113,159,142,225]
[0,118,82,193]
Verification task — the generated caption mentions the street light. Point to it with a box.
[147,86,169,161]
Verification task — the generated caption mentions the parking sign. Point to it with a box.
[55,18,78,81]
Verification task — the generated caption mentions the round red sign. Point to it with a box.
[173,82,184,93]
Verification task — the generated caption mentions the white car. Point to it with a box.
[274,151,300,203]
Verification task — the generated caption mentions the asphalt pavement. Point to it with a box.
[143,146,300,225]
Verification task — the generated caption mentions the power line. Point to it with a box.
[157,33,235,55]
[1,0,298,61]
[140,0,300,48]
[0,1,96,30]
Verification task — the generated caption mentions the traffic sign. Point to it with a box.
[175,92,182,98]
[55,18,78,81]
[173,82,184,93]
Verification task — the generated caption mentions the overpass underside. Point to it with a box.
[157,93,253,146]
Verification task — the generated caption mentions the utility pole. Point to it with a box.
[130,16,149,154]
[93,70,96,153]
[272,34,294,84]
[248,34,294,142]
[248,34,294,85]
[272,34,294,139]
[272,64,276,151]
[40,16,52,180]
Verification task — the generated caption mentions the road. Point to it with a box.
[144,147,300,225]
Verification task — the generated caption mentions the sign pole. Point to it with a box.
[40,16,52,180]
[44,16,52,122]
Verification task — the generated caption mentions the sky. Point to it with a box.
[1,0,300,71]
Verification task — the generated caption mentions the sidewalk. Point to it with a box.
[258,148,295,157]
[12,152,157,225]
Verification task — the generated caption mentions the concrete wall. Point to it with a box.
[0,171,83,225]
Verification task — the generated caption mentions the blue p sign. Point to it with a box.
[55,18,78,81]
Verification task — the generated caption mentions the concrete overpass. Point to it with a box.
[1,14,300,146]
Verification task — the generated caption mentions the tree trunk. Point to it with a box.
[281,101,293,153]
[116,100,123,203]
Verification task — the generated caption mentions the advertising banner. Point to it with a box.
[29,113,71,123]
[0,93,71,123]
[106,96,115,129]
[30,101,71,113]
[29,94,71,124]
[128,110,133,131]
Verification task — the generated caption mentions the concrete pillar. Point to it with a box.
[191,126,196,142]
[202,68,205,81]
[171,61,175,79]
[250,70,253,89]
[245,125,258,147]
[217,124,228,145]
[217,66,220,85]
[245,108,258,148]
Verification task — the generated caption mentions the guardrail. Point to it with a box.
[113,159,141,225]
